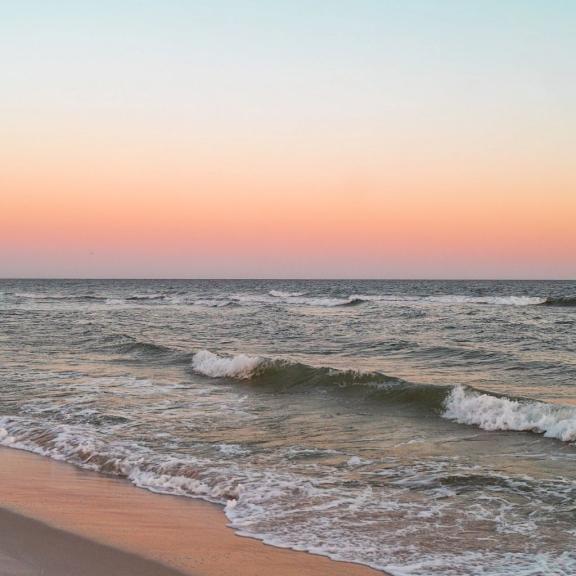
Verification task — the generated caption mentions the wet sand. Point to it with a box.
[0,507,186,576]
[0,447,385,576]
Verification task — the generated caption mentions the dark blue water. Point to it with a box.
[0,279,575,575]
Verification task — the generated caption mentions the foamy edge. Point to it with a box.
[443,385,576,442]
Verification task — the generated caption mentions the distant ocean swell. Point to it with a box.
[8,290,576,307]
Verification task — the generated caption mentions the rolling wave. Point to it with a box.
[191,349,412,391]
[541,296,576,307]
[82,338,576,444]
[90,333,191,364]
[443,385,576,442]
[192,350,576,443]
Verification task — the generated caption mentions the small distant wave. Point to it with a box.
[192,350,264,379]
[426,295,546,306]
[311,294,547,307]
[343,294,548,306]
[541,296,576,307]
[89,333,191,364]
[269,290,306,298]
[15,292,109,302]
[191,299,237,308]
[12,289,562,309]
[283,295,365,307]
[12,291,236,308]
[246,292,364,307]
[443,385,576,443]
[246,293,549,308]
[125,294,167,302]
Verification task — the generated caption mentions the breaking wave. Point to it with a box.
[189,351,576,444]
[192,350,263,379]
[269,290,306,298]
[79,341,576,445]
[190,349,413,390]
[266,290,365,306]
[76,335,576,446]
[443,385,576,443]
[125,294,168,302]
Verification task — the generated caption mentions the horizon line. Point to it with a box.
[0,277,573,282]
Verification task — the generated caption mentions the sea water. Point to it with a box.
[0,279,575,575]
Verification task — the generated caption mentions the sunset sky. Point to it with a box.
[1,1,574,278]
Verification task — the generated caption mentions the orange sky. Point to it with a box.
[1,1,574,278]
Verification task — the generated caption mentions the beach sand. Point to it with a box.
[0,447,385,576]
[0,507,186,576]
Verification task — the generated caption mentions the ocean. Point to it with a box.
[0,279,575,576]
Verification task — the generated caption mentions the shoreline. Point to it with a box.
[0,447,386,576]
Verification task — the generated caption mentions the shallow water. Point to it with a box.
[0,279,575,575]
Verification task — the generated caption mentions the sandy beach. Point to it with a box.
[0,507,186,576]
[0,447,385,576]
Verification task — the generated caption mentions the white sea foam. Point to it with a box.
[0,416,239,502]
[216,443,251,457]
[15,292,47,299]
[347,455,373,467]
[286,295,361,307]
[269,290,306,298]
[238,293,359,307]
[350,294,547,306]
[192,350,263,379]
[2,413,575,576]
[443,386,576,442]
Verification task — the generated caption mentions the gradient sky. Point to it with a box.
[1,1,574,278]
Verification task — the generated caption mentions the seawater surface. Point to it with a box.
[0,279,575,575]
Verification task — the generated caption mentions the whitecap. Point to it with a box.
[191,350,263,379]
[443,385,576,442]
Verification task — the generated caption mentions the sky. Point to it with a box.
[1,0,574,279]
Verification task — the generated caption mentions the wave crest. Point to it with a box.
[192,350,264,379]
[443,385,576,442]
[189,351,441,402]
[269,290,306,298]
